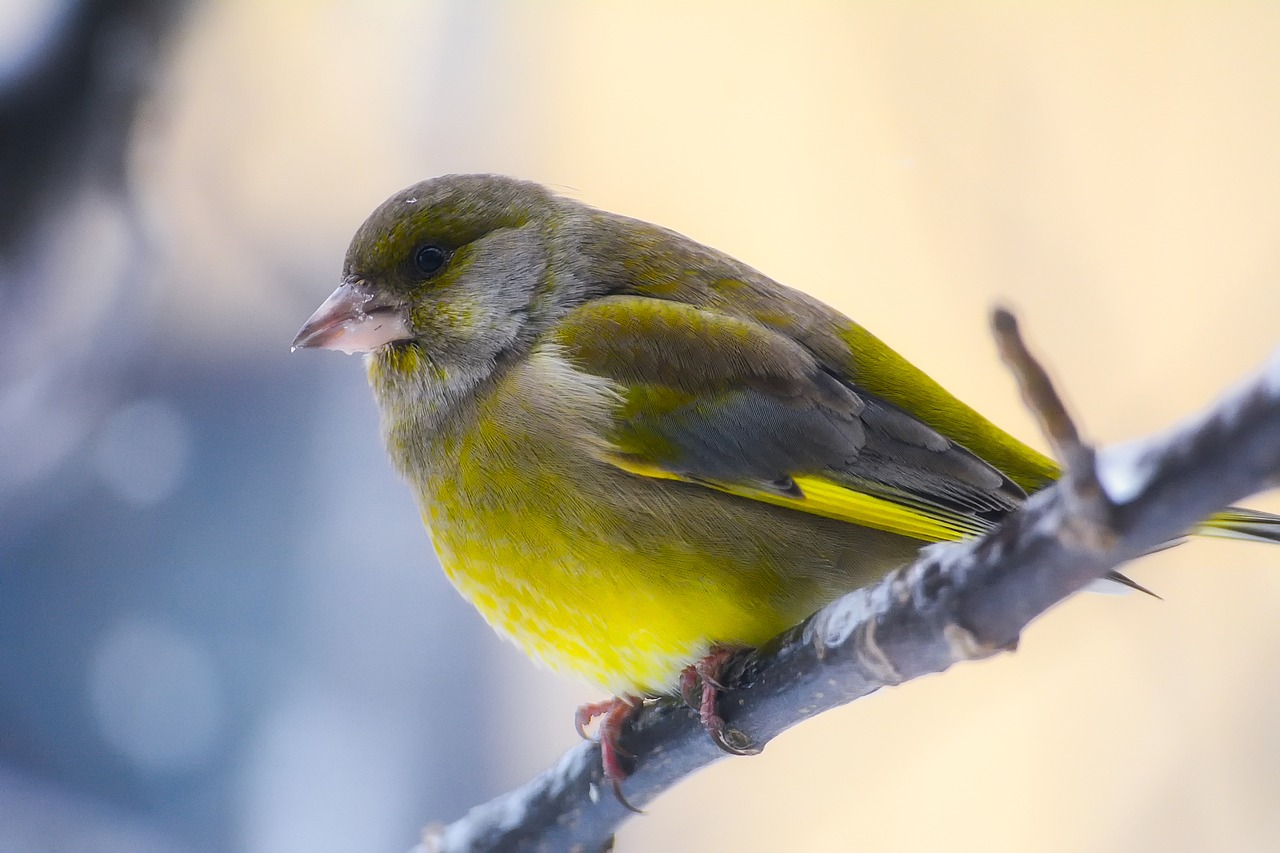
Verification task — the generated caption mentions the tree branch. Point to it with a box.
[422,311,1280,853]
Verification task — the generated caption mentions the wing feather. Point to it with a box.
[551,295,1025,543]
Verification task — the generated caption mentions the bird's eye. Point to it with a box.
[413,244,447,276]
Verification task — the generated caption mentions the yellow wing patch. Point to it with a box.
[1195,507,1280,545]
[605,454,989,544]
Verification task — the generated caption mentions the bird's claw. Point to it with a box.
[680,645,760,756]
[576,696,644,812]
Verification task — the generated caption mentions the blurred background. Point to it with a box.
[2,1,1280,851]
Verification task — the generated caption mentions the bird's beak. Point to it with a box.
[291,280,413,354]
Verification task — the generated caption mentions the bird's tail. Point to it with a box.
[1195,506,1280,545]
[1099,506,1280,599]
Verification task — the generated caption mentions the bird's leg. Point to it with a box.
[679,644,758,756]
[575,695,643,812]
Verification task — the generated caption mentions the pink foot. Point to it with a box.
[575,695,643,812]
[679,645,760,756]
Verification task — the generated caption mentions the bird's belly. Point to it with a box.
[424,484,795,696]
[421,457,919,696]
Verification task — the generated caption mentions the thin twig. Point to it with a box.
[991,308,1085,463]
[992,307,1116,550]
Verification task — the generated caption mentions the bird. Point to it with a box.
[292,173,1280,802]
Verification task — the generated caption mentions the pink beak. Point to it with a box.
[291,281,413,355]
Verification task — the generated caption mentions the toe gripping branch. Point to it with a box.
[576,696,643,812]
[679,645,761,758]
[576,645,761,814]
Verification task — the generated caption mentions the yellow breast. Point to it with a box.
[413,348,804,695]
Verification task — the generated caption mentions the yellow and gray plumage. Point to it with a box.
[293,173,1280,701]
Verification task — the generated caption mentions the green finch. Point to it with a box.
[293,174,1280,796]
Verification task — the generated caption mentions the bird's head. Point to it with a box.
[292,174,563,378]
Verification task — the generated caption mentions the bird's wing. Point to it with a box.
[550,295,1027,543]
[577,211,1062,494]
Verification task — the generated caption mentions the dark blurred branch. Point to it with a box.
[0,0,186,254]
[423,311,1280,853]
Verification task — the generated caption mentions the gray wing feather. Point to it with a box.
[621,378,1025,517]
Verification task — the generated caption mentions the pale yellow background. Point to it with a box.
[143,2,1280,850]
